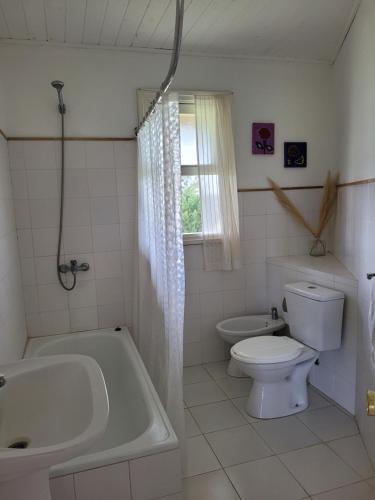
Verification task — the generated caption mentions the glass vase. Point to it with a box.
[309,238,326,257]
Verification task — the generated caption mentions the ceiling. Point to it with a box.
[0,0,360,62]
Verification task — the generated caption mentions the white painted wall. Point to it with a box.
[0,44,334,188]
[334,0,375,183]
[333,0,375,464]
[0,76,6,131]
[0,135,27,363]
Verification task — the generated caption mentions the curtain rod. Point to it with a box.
[135,0,184,136]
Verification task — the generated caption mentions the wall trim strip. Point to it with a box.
[1,130,374,190]
[7,136,136,141]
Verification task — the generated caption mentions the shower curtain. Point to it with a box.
[135,92,185,442]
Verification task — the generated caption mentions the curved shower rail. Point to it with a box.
[135,0,184,135]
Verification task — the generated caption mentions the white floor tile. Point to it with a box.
[215,375,252,398]
[183,470,240,500]
[206,425,272,467]
[252,415,321,453]
[204,361,230,379]
[226,456,306,500]
[231,397,258,423]
[311,481,375,500]
[184,436,221,477]
[183,381,227,407]
[328,435,374,479]
[308,386,332,411]
[185,409,201,438]
[190,400,246,433]
[297,406,358,441]
[183,365,211,385]
[279,444,360,495]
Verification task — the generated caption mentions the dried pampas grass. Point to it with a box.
[267,172,339,239]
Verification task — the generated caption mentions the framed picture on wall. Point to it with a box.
[284,142,307,167]
[252,123,275,155]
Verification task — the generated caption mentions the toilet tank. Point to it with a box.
[284,282,344,351]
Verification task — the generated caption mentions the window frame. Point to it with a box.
[136,89,232,245]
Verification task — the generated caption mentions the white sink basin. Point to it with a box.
[0,354,109,500]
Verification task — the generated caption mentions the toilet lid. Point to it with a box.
[231,336,304,364]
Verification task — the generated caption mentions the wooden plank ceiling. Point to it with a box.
[0,0,360,62]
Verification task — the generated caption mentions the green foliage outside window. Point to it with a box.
[181,178,202,234]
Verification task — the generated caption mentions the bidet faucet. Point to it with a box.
[271,307,279,320]
[0,374,6,388]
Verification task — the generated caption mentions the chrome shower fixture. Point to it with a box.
[51,80,66,114]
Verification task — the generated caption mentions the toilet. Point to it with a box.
[216,315,285,377]
[230,282,344,419]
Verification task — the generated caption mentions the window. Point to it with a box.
[179,96,202,240]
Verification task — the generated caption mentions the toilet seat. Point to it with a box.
[231,336,304,364]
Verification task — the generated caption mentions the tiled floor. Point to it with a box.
[183,362,375,500]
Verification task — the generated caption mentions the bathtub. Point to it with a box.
[25,327,182,500]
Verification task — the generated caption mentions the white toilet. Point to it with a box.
[231,282,344,419]
[216,315,285,377]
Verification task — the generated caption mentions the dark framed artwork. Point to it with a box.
[252,123,275,155]
[284,142,307,168]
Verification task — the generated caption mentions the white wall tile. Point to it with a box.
[70,306,98,332]
[40,309,70,335]
[64,198,91,227]
[98,302,125,328]
[11,170,28,198]
[63,226,93,254]
[86,142,114,170]
[30,199,59,228]
[92,224,120,252]
[65,141,86,169]
[94,251,122,279]
[90,197,119,225]
[38,283,68,312]
[65,169,89,198]
[32,227,60,256]
[24,141,58,170]
[27,170,59,199]
[13,140,136,338]
[68,280,97,309]
[88,169,117,197]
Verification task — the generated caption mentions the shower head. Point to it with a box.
[51,80,66,114]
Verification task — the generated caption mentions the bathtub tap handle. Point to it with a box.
[0,375,6,388]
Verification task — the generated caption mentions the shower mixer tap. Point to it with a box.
[59,260,90,275]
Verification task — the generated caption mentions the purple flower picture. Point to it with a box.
[252,123,275,155]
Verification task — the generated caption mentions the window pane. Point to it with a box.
[181,175,202,234]
[180,113,197,165]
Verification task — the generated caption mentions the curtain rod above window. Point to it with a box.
[135,0,184,136]
[138,89,234,96]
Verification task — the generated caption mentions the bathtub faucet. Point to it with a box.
[59,260,90,275]
[0,375,6,388]
[271,307,279,320]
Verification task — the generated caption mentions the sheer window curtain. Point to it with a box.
[135,92,185,443]
[195,94,241,271]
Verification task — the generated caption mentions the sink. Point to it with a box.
[0,354,109,500]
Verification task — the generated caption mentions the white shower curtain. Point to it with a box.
[135,92,185,442]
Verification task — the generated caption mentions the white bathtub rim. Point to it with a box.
[25,327,179,477]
